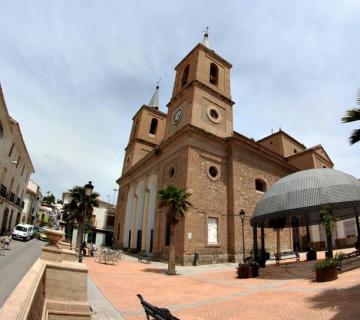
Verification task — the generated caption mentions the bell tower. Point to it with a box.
[122,84,167,174]
[164,31,234,139]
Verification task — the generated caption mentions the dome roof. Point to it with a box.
[251,168,360,227]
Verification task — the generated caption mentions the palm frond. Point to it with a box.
[349,129,360,145]
[341,108,360,123]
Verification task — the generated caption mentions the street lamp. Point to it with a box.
[78,181,94,263]
[240,209,246,262]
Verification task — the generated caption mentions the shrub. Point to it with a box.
[314,258,337,270]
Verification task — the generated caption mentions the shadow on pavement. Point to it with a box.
[306,283,360,320]
[259,261,315,280]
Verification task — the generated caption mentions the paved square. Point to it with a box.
[86,253,360,320]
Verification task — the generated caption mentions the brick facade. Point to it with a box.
[113,40,333,265]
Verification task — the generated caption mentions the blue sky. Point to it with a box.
[0,1,359,201]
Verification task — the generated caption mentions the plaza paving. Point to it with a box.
[85,250,360,320]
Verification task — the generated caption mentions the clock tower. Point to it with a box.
[164,32,234,140]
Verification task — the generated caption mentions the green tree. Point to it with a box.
[158,185,192,275]
[43,192,56,205]
[320,205,336,258]
[63,186,99,251]
[342,90,360,144]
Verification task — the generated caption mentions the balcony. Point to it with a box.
[8,192,16,203]
[0,185,7,198]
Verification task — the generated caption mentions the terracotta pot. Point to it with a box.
[315,266,337,282]
[45,229,64,247]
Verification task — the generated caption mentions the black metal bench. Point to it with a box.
[274,251,300,265]
[137,294,180,320]
[138,252,152,264]
[336,249,360,272]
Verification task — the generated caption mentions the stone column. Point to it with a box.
[130,194,138,248]
[141,189,150,251]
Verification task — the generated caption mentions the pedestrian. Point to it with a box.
[91,243,97,257]
[81,241,87,256]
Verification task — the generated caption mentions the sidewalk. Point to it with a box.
[85,251,360,319]
[88,277,125,320]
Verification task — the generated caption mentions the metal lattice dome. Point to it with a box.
[251,168,360,228]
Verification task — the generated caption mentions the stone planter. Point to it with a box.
[237,263,259,278]
[45,229,64,248]
[315,266,338,282]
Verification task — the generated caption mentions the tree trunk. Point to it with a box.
[168,224,176,275]
[276,228,280,256]
[326,232,333,258]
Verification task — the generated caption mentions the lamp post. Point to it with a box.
[240,209,246,262]
[78,181,94,263]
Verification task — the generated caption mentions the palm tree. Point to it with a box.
[64,186,99,251]
[342,90,360,144]
[320,205,336,258]
[158,185,192,275]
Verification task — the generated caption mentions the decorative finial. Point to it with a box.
[148,80,160,109]
[156,77,161,89]
[202,26,210,49]
[271,129,274,134]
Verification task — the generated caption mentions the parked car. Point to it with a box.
[12,224,34,241]
[34,227,48,241]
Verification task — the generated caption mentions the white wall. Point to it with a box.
[146,175,157,252]
[123,187,134,246]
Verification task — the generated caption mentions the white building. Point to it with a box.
[22,180,42,224]
[63,192,115,247]
[0,85,34,235]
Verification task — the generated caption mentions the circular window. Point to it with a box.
[210,109,219,120]
[294,149,297,154]
[169,167,175,178]
[206,106,222,124]
[208,166,218,178]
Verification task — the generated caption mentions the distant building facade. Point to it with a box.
[22,180,42,224]
[0,85,34,235]
[63,192,115,247]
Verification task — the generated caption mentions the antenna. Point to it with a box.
[156,78,161,89]
[203,26,209,36]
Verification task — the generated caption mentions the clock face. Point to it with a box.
[174,109,182,123]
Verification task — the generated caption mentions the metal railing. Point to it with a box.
[8,192,15,203]
[0,185,6,198]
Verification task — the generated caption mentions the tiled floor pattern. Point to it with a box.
[86,251,360,320]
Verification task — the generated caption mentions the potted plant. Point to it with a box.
[306,242,317,261]
[320,205,336,258]
[237,257,259,278]
[314,258,338,282]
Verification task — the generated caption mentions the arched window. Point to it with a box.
[0,121,4,138]
[149,118,158,135]
[181,64,190,87]
[209,63,219,85]
[255,179,266,192]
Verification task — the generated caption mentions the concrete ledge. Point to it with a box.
[0,243,91,320]
[44,299,91,320]
[0,259,46,319]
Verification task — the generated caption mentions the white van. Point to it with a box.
[12,224,34,241]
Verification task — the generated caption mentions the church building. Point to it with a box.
[113,33,334,265]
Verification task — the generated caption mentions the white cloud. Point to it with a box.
[0,0,359,199]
